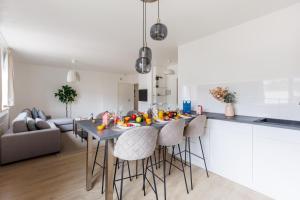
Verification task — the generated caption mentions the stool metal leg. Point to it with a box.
[113,158,120,200]
[101,142,107,194]
[150,156,159,200]
[142,159,145,192]
[185,138,187,165]
[143,158,149,196]
[127,161,132,181]
[158,145,161,168]
[199,136,209,177]
[120,161,125,200]
[168,145,175,175]
[178,144,189,194]
[163,146,167,200]
[188,138,193,190]
[92,141,100,175]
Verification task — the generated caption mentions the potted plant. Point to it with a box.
[210,87,236,117]
[54,85,78,117]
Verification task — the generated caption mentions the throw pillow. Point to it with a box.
[27,117,37,131]
[23,108,33,118]
[38,110,47,121]
[35,118,51,130]
[32,107,39,119]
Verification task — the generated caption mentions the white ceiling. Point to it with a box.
[0,0,299,73]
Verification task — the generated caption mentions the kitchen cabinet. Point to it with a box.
[253,125,300,200]
[209,119,253,187]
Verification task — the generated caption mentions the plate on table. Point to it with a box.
[179,114,194,119]
[116,123,141,130]
[155,119,173,124]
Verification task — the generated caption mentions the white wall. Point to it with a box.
[12,63,121,118]
[178,3,300,120]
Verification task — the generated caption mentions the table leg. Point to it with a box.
[86,132,93,191]
[105,139,115,200]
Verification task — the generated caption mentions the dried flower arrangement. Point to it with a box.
[210,87,236,103]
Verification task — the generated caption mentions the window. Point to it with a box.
[1,48,14,111]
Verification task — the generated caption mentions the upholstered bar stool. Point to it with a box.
[183,115,209,190]
[92,112,132,194]
[157,119,189,200]
[113,126,159,200]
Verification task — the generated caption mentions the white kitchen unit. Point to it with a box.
[253,125,300,200]
[208,120,253,188]
[185,117,300,200]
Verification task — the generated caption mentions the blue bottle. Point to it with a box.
[183,101,191,114]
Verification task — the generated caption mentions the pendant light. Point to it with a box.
[150,0,168,41]
[67,59,79,83]
[136,0,152,74]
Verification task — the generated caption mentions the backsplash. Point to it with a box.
[180,78,300,121]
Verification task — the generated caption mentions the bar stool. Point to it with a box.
[157,119,189,200]
[113,126,159,200]
[184,115,209,190]
[92,112,132,194]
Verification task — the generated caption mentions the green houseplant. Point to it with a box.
[54,85,78,117]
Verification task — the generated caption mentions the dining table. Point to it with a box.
[77,116,195,200]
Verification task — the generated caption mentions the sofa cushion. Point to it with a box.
[23,108,33,118]
[35,118,51,130]
[38,110,47,121]
[12,112,28,133]
[58,124,73,132]
[27,117,37,131]
[51,118,73,126]
[32,107,39,119]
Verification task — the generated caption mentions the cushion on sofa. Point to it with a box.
[35,118,51,129]
[23,108,33,118]
[51,118,73,126]
[58,124,73,132]
[38,110,47,121]
[31,107,39,119]
[12,112,29,133]
[27,117,37,131]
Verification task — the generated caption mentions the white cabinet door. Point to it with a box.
[209,119,253,187]
[253,125,300,200]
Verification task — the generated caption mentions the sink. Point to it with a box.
[255,118,300,126]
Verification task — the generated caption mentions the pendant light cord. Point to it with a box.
[142,1,145,47]
[157,0,160,22]
[144,1,147,47]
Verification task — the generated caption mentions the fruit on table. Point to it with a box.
[146,118,152,125]
[131,114,137,120]
[124,116,131,122]
[97,124,106,131]
[143,113,148,119]
[136,117,142,123]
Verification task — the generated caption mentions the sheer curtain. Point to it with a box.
[1,48,15,111]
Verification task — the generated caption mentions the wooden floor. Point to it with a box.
[0,132,272,200]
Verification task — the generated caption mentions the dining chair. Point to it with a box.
[113,126,159,200]
[157,119,189,200]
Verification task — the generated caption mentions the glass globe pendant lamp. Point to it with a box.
[150,0,168,41]
[136,0,152,74]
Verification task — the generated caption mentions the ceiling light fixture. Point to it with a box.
[135,0,152,74]
[67,59,79,83]
[150,0,168,41]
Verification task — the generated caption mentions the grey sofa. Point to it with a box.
[0,111,61,165]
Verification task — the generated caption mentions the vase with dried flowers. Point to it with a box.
[209,87,236,117]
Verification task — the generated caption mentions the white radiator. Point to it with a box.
[0,110,9,134]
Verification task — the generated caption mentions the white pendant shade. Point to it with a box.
[67,70,78,82]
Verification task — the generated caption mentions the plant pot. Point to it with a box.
[225,103,235,117]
